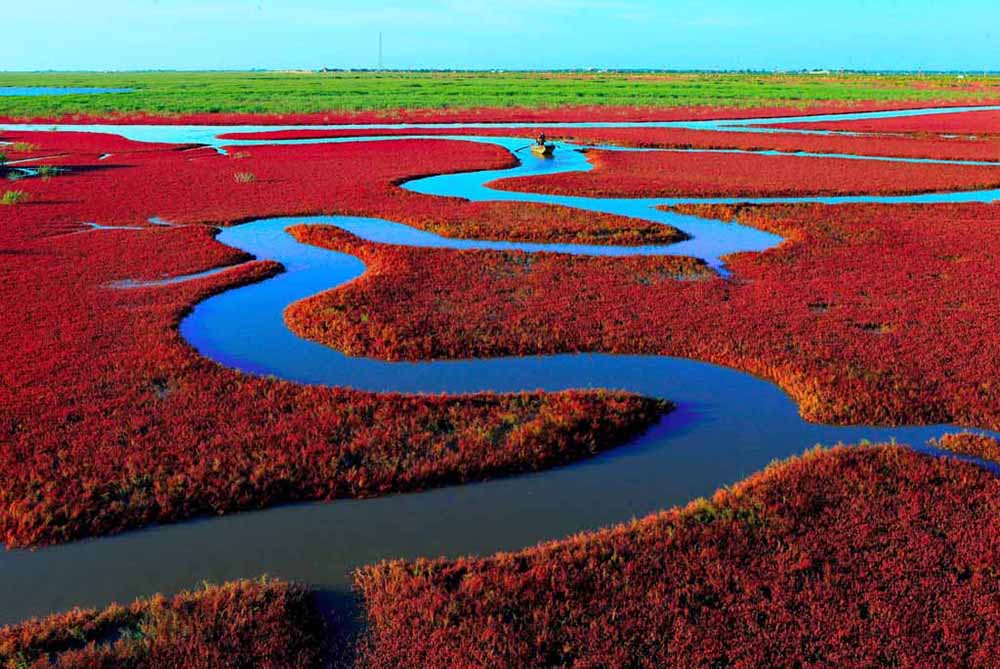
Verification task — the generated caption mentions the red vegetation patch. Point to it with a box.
[283,203,1000,429]
[285,226,708,360]
[492,147,1000,198]
[0,132,670,547]
[356,445,1000,669]
[221,125,1000,162]
[769,109,1000,136]
[933,433,1000,464]
[0,131,673,246]
[217,129,445,141]
[393,201,685,246]
[0,132,519,232]
[0,579,324,669]
[1,130,198,155]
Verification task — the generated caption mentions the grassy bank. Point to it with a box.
[1,71,999,117]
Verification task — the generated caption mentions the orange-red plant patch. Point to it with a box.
[219,125,1000,163]
[0,131,676,245]
[284,226,709,360]
[933,433,1000,464]
[491,147,1000,198]
[391,201,686,245]
[356,444,1000,669]
[0,579,324,669]
[768,108,1000,136]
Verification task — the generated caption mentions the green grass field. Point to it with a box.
[1,71,998,118]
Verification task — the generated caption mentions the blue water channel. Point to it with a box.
[0,106,999,628]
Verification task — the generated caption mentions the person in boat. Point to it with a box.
[536,132,547,146]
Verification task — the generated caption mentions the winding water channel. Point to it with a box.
[2,106,1000,627]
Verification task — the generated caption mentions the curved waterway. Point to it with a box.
[2,107,1000,628]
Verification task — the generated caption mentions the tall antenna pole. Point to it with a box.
[378,32,383,71]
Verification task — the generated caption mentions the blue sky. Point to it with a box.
[6,0,998,71]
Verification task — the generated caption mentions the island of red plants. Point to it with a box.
[934,432,1000,463]
[768,108,1000,135]
[491,147,1000,198]
[392,200,686,246]
[284,225,709,360]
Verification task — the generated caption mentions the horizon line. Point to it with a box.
[2,68,1000,76]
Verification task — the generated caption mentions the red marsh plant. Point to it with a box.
[217,125,1000,162]
[0,130,668,245]
[932,432,1000,464]
[356,443,1000,668]
[0,578,325,669]
[490,146,1000,198]
[766,108,1000,136]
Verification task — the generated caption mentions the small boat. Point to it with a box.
[530,142,556,157]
